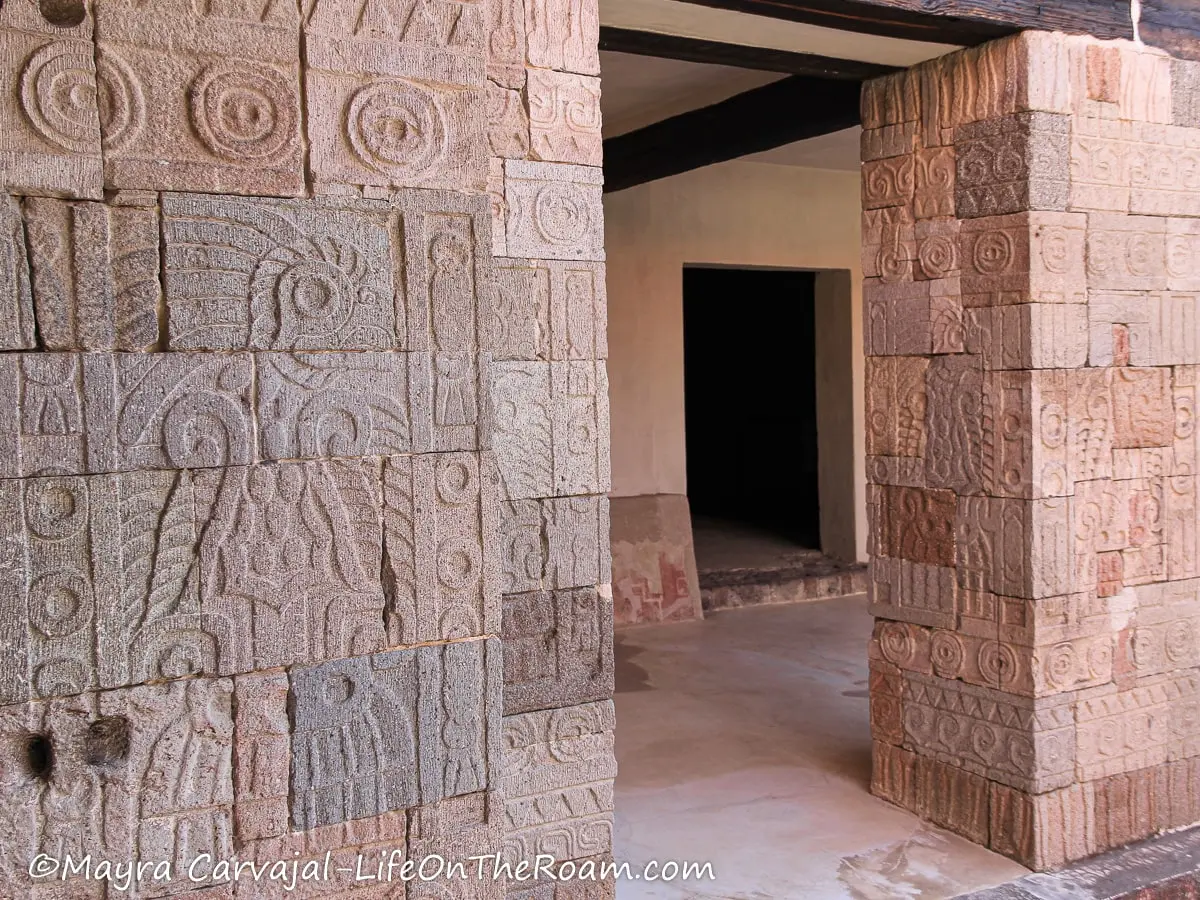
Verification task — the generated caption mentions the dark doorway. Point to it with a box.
[683,267,820,550]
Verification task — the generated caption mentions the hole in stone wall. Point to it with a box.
[38,0,85,27]
[85,717,130,767]
[25,733,54,780]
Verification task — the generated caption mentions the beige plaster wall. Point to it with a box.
[604,159,867,560]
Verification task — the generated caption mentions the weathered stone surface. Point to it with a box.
[233,670,291,842]
[290,638,500,828]
[500,495,608,596]
[866,355,928,459]
[864,280,932,356]
[25,197,159,351]
[955,112,1070,217]
[0,0,103,198]
[527,70,602,166]
[503,588,613,715]
[501,701,613,865]
[409,791,506,900]
[504,161,604,261]
[486,0,526,87]
[383,452,500,645]
[489,83,530,159]
[492,360,608,500]
[494,258,606,362]
[93,0,305,195]
[197,459,387,674]
[0,197,35,350]
[164,194,398,350]
[524,0,598,75]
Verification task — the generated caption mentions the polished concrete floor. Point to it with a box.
[613,597,1029,900]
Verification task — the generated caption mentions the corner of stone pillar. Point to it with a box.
[864,27,1200,871]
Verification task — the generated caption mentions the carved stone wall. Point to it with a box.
[0,0,612,892]
[865,31,1200,870]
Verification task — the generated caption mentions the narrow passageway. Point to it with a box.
[612,599,1027,899]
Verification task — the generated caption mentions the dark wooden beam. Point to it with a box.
[665,0,1134,46]
[598,26,902,79]
[1141,1,1200,62]
[603,74,861,193]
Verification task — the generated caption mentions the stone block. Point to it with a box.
[501,707,612,867]
[861,154,914,210]
[502,588,613,715]
[486,0,526,88]
[924,354,984,495]
[302,9,485,193]
[964,304,1088,370]
[988,781,1097,871]
[861,206,914,282]
[901,670,1076,792]
[877,486,956,567]
[500,495,607,595]
[0,197,35,350]
[1070,116,1134,213]
[914,217,959,281]
[408,791,506,900]
[25,197,159,351]
[864,280,932,356]
[256,351,422,460]
[163,194,398,350]
[865,356,927,460]
[495,258,605,363]
[1130,121,1200,217]
[860,66,918,130]
[233,671,290,841]
[492,360,609,500]
[914,147,956,218]
[489,83,530,159]
[504,161,604,261]
[956,496,1071,600]
[1089,292,1200,368]
[0,0,102,198]
[959,211,1087,306]
[1166,219,1200,293]
[1087,44,1121,104]
[489,158,508,258]
[955,112,1070,218]
[1074,675,1191,781]
[868,557,957,630]
[1086,214,1169,292]
[290,638,500,829]
[1112,367,1175,449]
[527,70,602,166]
[196,459,388,674]
[524,0,598,75]
[93,0,304,195]
[861,122,917,162]
[383,452,500,645]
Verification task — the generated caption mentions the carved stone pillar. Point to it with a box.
[865,32,1200,869]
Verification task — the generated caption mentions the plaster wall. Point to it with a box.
[604,159,867,564]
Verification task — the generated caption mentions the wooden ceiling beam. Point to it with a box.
[603,74,861,193]
[598,26,903,79]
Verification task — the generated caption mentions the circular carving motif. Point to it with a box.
[978,640,1019,687]
[190,63,296,162]
[972,231,1014,276]
[24,480,87,540]
[930,631,965,678]
[95,49,144,152]
[32,659,86,699]
[1038,227,1070,274]
[878,622,914,667]
[917,234,958,278]
[1044,642,1078,690]
[323,674,356,705]
[347,80,445,179]
[20,41,101,154]
[436,457,475,506]
[28,571,91,638]
[437,536,480,590]
[533,183,589,246]
[1166,620,1194,663]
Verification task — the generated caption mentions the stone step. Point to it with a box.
[699,560,868,611]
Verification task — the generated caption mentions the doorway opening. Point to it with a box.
[683,266,825,590]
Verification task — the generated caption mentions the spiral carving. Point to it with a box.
[347,79,445,179]
[20,41,101,154]
[190,62,297,162]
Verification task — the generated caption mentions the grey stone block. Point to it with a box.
[955,112,1070,218]
[383,453,501,645]
[290,638,500,829]
[504,162,605,261]
[492,361,609,501]
[0,196,35,351]
[24,197,159,351]
[256,351,417,460]
[196,459,387,675]
[163,193,398,351]
[500,496,608,594]
[500,701,616,798]
[502,588,614,715]
[494,259,606,362]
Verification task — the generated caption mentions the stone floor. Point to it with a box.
[613,597,1029,899]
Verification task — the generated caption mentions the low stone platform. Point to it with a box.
[692,515,867,611]
[953,826,1200,900]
